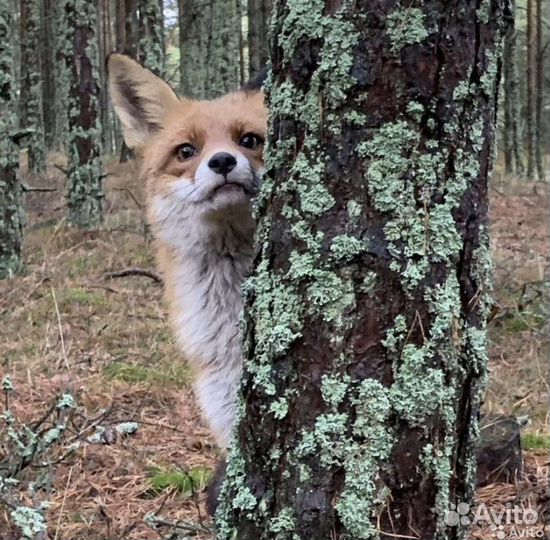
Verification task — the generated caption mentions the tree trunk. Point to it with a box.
[510,11,524,177]
[0,3,25,278]
[41,0,56,149]
[217,2,509,539]
[534,0,544,182]
[247,0,271,77]
[503,25,514,175]
[125,0,139,56]
[53,0,70,149]
[19,0,46,173]
[178,0,241,98]
[137,0,165,76]
[98,0,113,154]
[115,0,126,51]
[62,0,104,227]
[526,0,535,179]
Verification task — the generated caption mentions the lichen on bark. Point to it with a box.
[217,1,509,539]
[0,6,25,278]
[61,0,104,228]
[19,0,46,174]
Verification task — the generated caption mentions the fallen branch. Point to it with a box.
[22,183,57,193]
[104,267,163,284]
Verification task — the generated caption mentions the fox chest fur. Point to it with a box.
[155,209,255,447]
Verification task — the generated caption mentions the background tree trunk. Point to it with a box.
[534,0,543,181]
[217,2,509,539]
[0,3,25,278]
[98,0,115,154]
[503,26,514,174]
[40,0,56,150]
[62,0,104,228]
[526,0,535,179]
[247,0,271,77]
[137,0,165,76]
[178,0,241,98]
[19,0,46,173]
[53,0,70,149]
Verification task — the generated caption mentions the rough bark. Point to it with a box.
[137,0,165,76]
[19,0,46,173]
[247,0,271,77]
[178,0,241,98]
[0,5,25,278]
[217,2,509,539]
[61,0,104,227]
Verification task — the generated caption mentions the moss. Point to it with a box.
[147,465,213,496]
[522,433,550,450]
[386,8,429,53]
[104,361,190,388]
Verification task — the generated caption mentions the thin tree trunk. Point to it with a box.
[115,0,126,51]
[0,3,25,278]
[41,0,56,149]
[247,0,271,77]
[534,0,544,181]
[526,0,536,179]
[19,0,46,173]
[503,25,514,174]
[62,0,104,227]
[510,19,524,176]
[98,0,112,154]
[217,2,509,539]
[178,0,241,98]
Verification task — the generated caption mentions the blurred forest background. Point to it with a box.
[0,1,548,539]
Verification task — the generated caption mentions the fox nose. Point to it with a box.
[208,152,237,175]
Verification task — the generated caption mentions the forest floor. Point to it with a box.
[0,156,548,540]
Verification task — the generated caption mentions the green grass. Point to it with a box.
[103,360,190,388]
[147,466,213,496]
[522,433,550,450]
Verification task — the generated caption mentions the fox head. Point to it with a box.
[107,54,267,246]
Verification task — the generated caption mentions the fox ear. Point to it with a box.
[107,53,181,149]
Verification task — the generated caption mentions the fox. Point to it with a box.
[107,54,267,450]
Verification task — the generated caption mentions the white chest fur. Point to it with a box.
[153,199,255,448]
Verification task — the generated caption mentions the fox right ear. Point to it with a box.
[107,53,181,149]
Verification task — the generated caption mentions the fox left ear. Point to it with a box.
[107,53,182,149]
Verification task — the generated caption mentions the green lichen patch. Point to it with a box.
[386,8,429,53]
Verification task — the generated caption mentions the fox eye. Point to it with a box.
[239,133,264,150]
[175,143,197,161]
